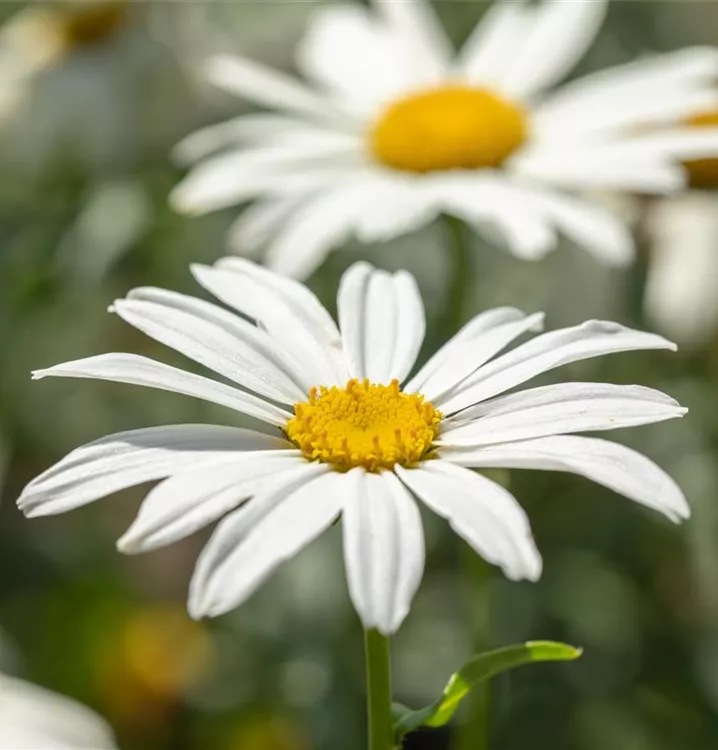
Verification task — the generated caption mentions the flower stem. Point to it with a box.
[441,214,474,335]
[365,628,395,750]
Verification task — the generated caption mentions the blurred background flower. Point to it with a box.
[2,2,718,750]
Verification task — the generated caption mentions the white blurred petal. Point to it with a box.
[457,1,529,85]
[498,0,607,99]
[373,0,452,85]
[644,193,718,346]
[173,114,338,165]
[296,3,410,115]
[170,142,361,216]
[0,674,116,749]
[509,146,687,194]
[435,174,557,259]
[535,47,718,133]
[205,54,355,127]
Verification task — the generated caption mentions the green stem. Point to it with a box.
[441,214,474,335]
[365,629,395,750]
[454,548,491,750]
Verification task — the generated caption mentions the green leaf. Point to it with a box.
[393,641,582,738]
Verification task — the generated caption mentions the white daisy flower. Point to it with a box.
[0,1,127,122]
[643,191,718,346]
[18,259,689,635]
[171,0,718,279]
[0,673,117,749]
[639,110,718,346]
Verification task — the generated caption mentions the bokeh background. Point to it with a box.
[1,2,717,749]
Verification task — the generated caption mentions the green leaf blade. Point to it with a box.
[393,641,581,738]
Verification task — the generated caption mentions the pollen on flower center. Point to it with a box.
[369,85,528,173]
[683,110,718,189]
[285,379,442,471]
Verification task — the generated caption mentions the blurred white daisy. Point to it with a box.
[642,111,718,346]
[19,260,689,635]
[0,673,116,749]
[171,0,718,279]
[0,1,127,122]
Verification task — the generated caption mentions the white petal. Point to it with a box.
[117,452,306,554]
[352,173,440,245]
[534,47,718,134]
[535,87,718,142]
[497,0,607,99]
[296,3,411,116]
[397,462,542,581]
[263,181,372,280]
[172,114,328,165]
[32,354,290,425]
[342,469,425,634]
[170,142,360,216]
[112,289,307,403]
[338,263,425,383]
[189,465,341,619]
[373,0,452,85]
[457,1,529,85]
[644,194,718,345]
[439,320,676,415]
[521,188,635,265]
[440,435,690,523]
[508,146,687,194]
[226,196,307,258]
[418,313,545,404]
[606,129,718,162]
[435,174,557,260]
[405,307,531,394]
[191,262,347,388]
[205,54,354,127]
[0,674,117,750]
[17,424,287,517]
[441,383,686,445]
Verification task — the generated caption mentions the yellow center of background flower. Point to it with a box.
[370,86,528,173]
[683,110,718,189]
[285,379,441,471]
[57,1,127,50]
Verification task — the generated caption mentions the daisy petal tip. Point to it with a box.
[115,533,142,556]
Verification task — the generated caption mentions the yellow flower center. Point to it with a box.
[683,110,718,189]
[57,1,128,50]
[285,379,441,471]
[369,85,528,173]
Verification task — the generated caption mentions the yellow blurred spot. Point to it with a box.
[96,605,213,729]
[0,1,128,73]
[370,85,527,173]
[683,110,718,189]
[227,716,309,750]
[55,1,128,51]
[285,379,441,471]
[122,606,212,698]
